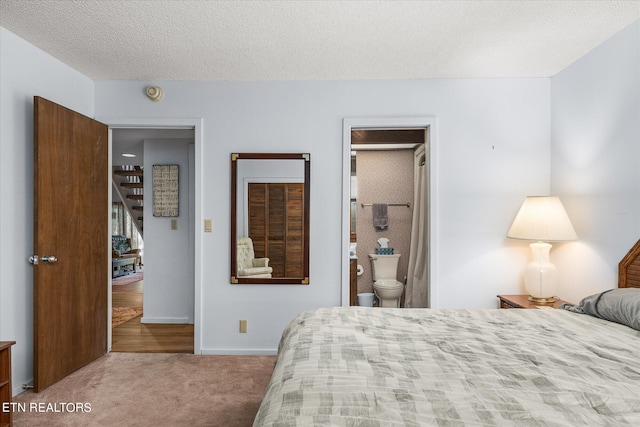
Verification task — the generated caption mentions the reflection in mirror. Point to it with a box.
[231,153,310,284]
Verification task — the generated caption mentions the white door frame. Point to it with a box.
[101,117,203,354]
[341,117,438,308]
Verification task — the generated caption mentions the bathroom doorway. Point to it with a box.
[342,117,437,308]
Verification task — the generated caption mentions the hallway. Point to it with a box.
[112,278,193,353]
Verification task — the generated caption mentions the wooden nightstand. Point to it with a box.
[497,294,570,309]
[0,341,15,427]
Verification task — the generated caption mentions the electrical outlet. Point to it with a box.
[204,219,212,233]
[171,219,178,230]
[239,319,248,333]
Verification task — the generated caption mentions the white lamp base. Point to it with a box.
[527,295,557,303]
[524,242,558,302]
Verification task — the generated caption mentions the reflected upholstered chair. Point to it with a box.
[237,237,273,278]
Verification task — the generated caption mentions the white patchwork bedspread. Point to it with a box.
[254,307,640,426]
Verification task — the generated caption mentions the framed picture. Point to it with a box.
[152,164,179,217]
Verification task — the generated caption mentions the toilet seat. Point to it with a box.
[373,280,403,289]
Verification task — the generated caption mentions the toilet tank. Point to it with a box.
[368,254,401,281]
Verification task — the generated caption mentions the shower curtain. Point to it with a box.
[405,145,429,307]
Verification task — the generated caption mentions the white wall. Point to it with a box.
[0,27,95,394]
[142,139,194,323]
[94,77,550,354]
[550,20,640,304]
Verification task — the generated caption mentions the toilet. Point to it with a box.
[368,254,404,308]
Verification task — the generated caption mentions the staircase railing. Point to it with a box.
[112,166,144,238]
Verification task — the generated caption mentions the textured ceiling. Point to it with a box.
[1,1,638,81]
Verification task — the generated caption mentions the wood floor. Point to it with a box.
[111,277,194,353]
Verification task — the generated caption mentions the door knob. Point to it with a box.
[42,255,58,263]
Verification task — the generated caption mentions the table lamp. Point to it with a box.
[507,196,577,302]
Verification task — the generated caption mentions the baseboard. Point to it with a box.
[200,348,277,356]
[140,316,191,324]
[14,380,31,397]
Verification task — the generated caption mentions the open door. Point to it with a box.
[32,96,109,392]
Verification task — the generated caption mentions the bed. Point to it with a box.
[254,240,640,426]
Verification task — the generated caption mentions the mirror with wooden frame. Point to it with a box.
[231,153,310,284]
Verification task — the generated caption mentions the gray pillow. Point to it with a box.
[561,288,640,331]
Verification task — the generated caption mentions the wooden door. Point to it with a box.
[248,183,304,277]
[33,97,108,392]
[284,183,304,277]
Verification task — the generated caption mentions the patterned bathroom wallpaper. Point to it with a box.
[355,150,414,295]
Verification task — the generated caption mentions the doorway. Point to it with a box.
[104,118,203,354]
[341,117,437,308]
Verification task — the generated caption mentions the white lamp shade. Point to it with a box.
[507,196,577,242]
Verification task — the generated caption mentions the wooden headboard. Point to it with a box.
[619,239,640,288]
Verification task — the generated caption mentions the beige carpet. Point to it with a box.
[14,352,276,427]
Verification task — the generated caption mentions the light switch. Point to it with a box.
[171,219,178,230]
[204,219,213,233]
